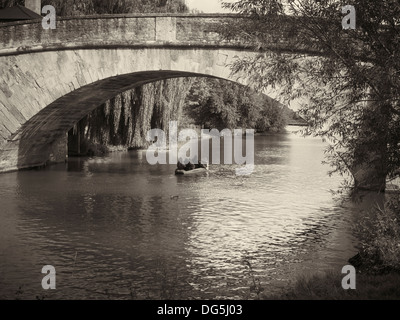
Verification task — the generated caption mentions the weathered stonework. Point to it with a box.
[25,0,42,15]
[0,47,260,172]
[0,14,313,173]
[156,17,176,42]
[48,133,68,164]
[0,14,312,56]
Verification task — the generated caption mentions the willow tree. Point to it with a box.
[222,0,400,191]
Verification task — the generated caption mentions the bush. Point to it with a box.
[265,271,400,300]
[353,195,400,273]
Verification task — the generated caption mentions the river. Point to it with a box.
[0,126,380,299]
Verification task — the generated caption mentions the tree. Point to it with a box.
[0,0,23,8]
[0,0,189,15]
[221,0,400,191]
[39,0,188,15]
[185,78,287,132]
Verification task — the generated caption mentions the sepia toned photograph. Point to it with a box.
[0,0,399,304]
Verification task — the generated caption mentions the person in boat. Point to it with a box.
[191,155,199,169]
[192,155,208,169]
[177,157,186,170]
[177,157,195,171]
[197,158,208,169]
[185,160,195,171]
[198,161,208,169]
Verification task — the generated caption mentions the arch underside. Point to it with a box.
[16,70,222,170]
[0,47,279,172]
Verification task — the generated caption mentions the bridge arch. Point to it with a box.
[0,14,305,172]
[0,47,263,171]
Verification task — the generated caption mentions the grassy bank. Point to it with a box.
[265,271,400,300]
[267,194,400,300]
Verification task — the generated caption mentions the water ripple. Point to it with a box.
[0,130,364,299]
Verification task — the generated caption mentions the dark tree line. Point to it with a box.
[0,0,23,7]
[184,78,288,132]
[1,0,188,14]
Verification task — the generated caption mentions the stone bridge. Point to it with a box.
[0,14,314,173]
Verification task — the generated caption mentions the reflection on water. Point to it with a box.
[0,127,383,299]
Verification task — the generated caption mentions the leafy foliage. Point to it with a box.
[184,78,288,131]
[221,0,400,190]
[0,0,23,8]
[353,195,400,273]
[0,0,188,14]
[73,78,194,151]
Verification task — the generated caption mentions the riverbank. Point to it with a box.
[265,194,400,300]
[264,270,400,300]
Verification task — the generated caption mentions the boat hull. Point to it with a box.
[175,168,208,175]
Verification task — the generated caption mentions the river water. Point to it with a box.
[0,126,380,300]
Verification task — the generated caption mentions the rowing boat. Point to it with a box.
[175,167,208,175]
